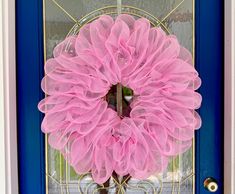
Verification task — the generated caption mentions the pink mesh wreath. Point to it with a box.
[38,14,202,184]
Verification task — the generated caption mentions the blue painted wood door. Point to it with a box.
[16,0,224,193]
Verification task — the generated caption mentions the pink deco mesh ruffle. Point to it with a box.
[38,14,202,184]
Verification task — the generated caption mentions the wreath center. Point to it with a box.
[106,84,133,118]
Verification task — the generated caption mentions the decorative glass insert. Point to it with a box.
[43,0,195,193]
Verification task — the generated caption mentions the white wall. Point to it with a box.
[0,0,18,194]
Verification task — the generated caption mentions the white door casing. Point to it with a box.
[224,0,235,193]
[0,0,18,194]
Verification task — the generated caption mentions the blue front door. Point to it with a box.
[16,0,224,193]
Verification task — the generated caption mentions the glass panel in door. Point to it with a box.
[43,0,195,193]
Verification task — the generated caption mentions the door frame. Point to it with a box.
[0,0,18,194]
[224,0,235,193]
[0,0,234,193]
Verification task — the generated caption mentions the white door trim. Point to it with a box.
[225,0,235,193]
[0,0,18,194]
